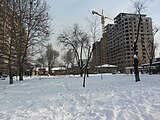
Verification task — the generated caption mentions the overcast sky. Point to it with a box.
[47,0,160,57]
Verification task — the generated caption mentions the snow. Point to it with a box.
[0,74,160,120]
[97,64,118,68]
[134,54,138,59]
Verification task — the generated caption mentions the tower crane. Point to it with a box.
[92,10,112,38]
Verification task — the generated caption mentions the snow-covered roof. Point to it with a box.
[51,67,66,71]
[125,66,143,69]
[142,61,160,66]
[34,67,48,71]
[33,67,66,71]
[96,64,118,68]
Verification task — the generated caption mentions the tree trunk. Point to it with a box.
[80,67,83,77]
[86,68,89,77]
[133,14,141,82]
[134,58,140,82]
[82,66,89,87]
[9,71,13,84]
[83,74,86,87]
[83,69,87,87]
[48,66,51,75]
[9,60,13,84]
[9,38,13,84]
[19,65,23,81]
[149,59,152,75]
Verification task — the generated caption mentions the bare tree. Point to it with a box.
[8,0,17,84]
[147,27,158,74]
[13,0,51,81]
[83,13,103,86]
[132,0,158,78]
[1,0,16,84]
[36,54,46,68]
[0,0,21,84]
[140,26,159,74]
[62,49,75,75]
[45,43,59,75]
[85,11,101,70]
[57,24,90,78]
[86,12,101,43]
[1,0,51,83]
[58,16,100,87]
[132,0,147,82]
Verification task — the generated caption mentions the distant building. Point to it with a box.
[92,13,154,73]
[142,57,160,74]
[51,67,66,75]
[96,64,118,74]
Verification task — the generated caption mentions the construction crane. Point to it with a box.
[92,10,112,38]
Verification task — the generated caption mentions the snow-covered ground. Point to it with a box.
[0,74,160,120]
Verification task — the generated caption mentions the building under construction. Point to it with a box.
[92,13,154,72]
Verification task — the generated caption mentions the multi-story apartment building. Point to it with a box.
[0,1,27,75]
[0,1,11,74]
[92,13,154,72]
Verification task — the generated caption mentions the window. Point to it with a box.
[125,26,129,29]
[126,41,129,44]
[125,22,128,25]
[125,30,129,32]
[126,37,129,40]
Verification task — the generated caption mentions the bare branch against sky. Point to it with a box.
[47,0,160,57]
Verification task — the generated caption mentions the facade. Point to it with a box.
[92,13,154,72]
[0,1,27,75]
[0,1,11,74]
[92,41,101,66]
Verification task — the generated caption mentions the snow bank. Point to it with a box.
[0,74,160,120]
